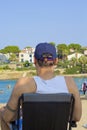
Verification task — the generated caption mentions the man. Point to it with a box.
[0,42,82,130]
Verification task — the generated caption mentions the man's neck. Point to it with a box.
[36,66,55,80]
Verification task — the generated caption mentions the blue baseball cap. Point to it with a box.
[34,43,57,60]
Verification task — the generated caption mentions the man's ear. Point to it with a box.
[54,58,58,65]
[34,57,37,65]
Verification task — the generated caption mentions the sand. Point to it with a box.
[0,70,87,80]
[0,96,87,130]
[74,96,87,130]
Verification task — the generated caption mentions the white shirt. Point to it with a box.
[33,76,69,94]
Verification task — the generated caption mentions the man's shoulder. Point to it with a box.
[16,76,34,87]
[14,76,36,93]
[64,76,73,80]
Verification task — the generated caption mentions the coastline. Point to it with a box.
[0,70,36,80]
[0,70,87,80]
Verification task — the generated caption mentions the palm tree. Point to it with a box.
[78,56,87,73]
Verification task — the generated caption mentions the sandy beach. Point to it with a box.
[0,70,87,80]
[0,70,36,80]
[0,96,87,130]
[74,96,87,130]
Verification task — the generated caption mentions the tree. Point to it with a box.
[23,60,30,67]
[0,49,7,54]
[49,42,56,47]
[70,57,77,67]
[24,46,31,48]
[9,53,17,62]
[78,55,87,73]
[0,46,20,54]
[81,47,87,54]
[79,55,87,65]
[68,43,81,53]
[57,44,69,60]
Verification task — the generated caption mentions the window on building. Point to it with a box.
[30,59,32,63]
[21,54,24,57]
[21,59,24,62]
[29,54,32,57]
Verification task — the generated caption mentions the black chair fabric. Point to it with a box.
[16,93,75,130]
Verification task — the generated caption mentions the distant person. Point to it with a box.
[82,82,87,95]
[82,80,87,128]
[84,80,87,88]
[0,42,82,130]
[7,85,11,89]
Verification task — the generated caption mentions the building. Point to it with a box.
[0,53,10,63]
[84,50,87,56]
[67,53,83,60]
[19,47,35,63]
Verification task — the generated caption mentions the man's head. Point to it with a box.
[34,43,58,67]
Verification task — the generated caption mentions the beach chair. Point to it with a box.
[11,93,76,130]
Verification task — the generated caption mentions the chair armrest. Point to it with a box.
[71,121,77,127]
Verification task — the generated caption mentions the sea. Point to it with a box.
[0,77,87,103]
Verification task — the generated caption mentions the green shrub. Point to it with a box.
[64,66,81,74]
[3,65,10,70]
[54,70,60,75]
[16,67,29,71]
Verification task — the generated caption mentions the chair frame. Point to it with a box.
[11,93,77,130]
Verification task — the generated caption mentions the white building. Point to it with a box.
[67,53,83,60]
[84,50,87,56]
[19,47,35,63]
[0,53,10,63]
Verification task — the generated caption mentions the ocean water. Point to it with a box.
[73,77,87,92]
[0,80,17,103]
[0,77,87,103]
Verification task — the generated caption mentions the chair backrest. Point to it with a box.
[17,93,75,130]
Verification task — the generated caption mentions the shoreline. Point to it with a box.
[0,70,35,80]
[0,70,87,80]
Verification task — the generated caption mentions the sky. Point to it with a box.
[0,0,87,49]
